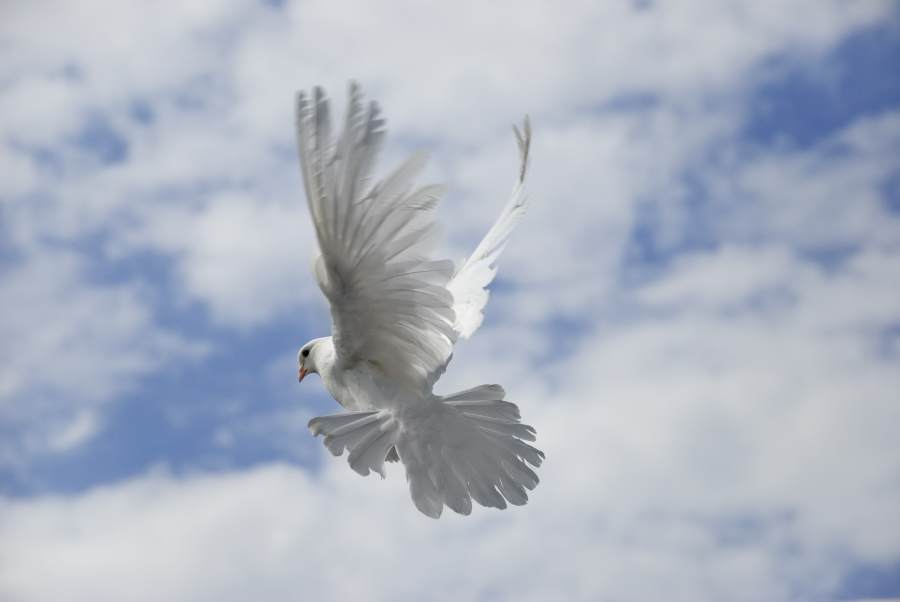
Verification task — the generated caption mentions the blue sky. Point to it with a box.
[1,2,899,601]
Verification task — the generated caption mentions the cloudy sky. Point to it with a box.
[2,1,899,600]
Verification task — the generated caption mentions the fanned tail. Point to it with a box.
[309,384,544,518]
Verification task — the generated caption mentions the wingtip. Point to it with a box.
[513,115,531,146]
[512,115,532,183]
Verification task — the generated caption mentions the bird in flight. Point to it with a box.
[294,83,543,518]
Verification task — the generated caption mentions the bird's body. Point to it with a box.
[310,336,420,412]
[294,84,543,518]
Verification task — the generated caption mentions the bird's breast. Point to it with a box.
[323,361,420,412]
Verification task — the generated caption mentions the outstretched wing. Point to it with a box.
[295,84,456,393]
[447,117,532,339]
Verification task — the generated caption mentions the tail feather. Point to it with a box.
[443,384,505,401]
[492,434,545,469]
[501,457,540,489]
[348,426,397,477]
[470,416,536,441]
[308,410,398,478]
[439,463,472,515]
[451,401,521,421]
[498,474,528,506]
[308,385,543,518]
[309,410,377,436]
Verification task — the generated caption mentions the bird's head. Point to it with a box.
[297,336,332,383]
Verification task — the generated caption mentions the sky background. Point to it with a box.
[1,1,900,600]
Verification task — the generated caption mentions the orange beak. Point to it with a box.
[298,366,308,383]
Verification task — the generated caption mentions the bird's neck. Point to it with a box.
[311,336,336,371]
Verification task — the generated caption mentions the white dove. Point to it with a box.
[294,84,543,518]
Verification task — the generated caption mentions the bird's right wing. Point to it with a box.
[295,85,457,393]
[446,117,531,339]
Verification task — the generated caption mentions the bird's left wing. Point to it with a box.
[295,85,456,392]
[447,117,531,339]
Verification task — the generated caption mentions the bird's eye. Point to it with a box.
[301,348,310,358]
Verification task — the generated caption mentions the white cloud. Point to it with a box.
[0,462,825,602]
[701,110,900,252]
[0,146,38,200]
[0,251,198,405]
[0,74,84,149]
[637,246,799,309]
[46,410,102,453]
[0,248,207,467]
[120,191,316,327]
